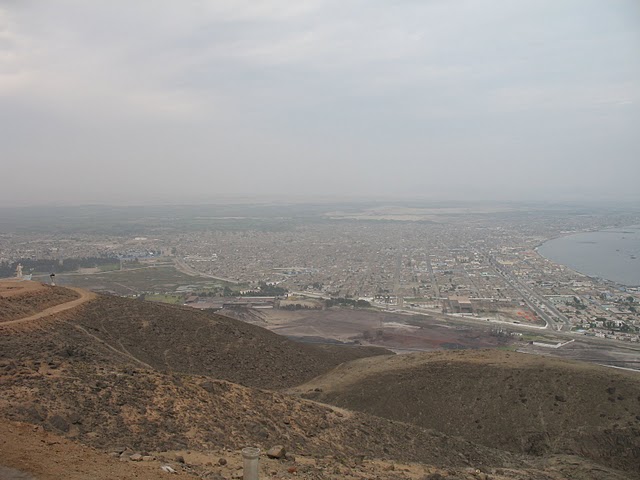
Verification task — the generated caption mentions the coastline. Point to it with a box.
[534,224,640,289]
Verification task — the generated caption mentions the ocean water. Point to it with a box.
[537,225,640,287]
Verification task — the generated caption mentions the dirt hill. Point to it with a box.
[0,357,517,468]
[0,350,630,480]
[293,349,640,475]
[64,295,390,389]
[0,290,637,479]
[0,281,79,323]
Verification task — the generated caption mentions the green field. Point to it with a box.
[146,293,184,304]
[97,263,121,272]
[53,265,241,296]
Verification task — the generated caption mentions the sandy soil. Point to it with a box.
[0,418,544,480]
[0,418,200,480]
[0,281,48,298]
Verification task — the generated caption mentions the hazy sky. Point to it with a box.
[1,0,639,205]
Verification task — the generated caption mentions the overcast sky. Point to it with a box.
[1,0,639,206]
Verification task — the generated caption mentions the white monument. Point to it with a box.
[15,263,23,279]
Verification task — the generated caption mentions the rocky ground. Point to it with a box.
[4,416,625,480]
[0,291,638,479]
[0,354,521,468]
[294,349,640,476]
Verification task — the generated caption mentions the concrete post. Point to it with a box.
[242,447,260,480]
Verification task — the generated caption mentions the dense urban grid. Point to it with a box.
[1,205,639,343]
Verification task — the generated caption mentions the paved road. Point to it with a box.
[482,252,570,331]
[173,258,239,284]
[30,264,173,278]
[425,255,440,298]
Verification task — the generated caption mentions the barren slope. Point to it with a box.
[2,419,627,480]
[68,295,390,389]
[0,293,637,479]
[0,418,201,480]
[0,352,632,480]
[0,358,518,469]
[0,311,531,475]
[0,281,80,323]
[294,349,640,475]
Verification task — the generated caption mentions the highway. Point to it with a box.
[425,255,440,299]
[173,258,239,284]
[481,251,571,331]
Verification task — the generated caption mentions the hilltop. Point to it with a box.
[0,281,80,323]
[294,349,640,474]
[0,285,638,479]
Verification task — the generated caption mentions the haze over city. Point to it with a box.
[1,0,639,206]
[2,4,640,478]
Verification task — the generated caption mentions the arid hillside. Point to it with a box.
[0,289,638,479]
[294,349,640,475]
[0,357,518,469]
[68,295,390,389]
[0,281,80,323]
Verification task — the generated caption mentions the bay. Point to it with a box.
[537,225,640,287]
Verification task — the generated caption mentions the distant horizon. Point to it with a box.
[1,195,639,210]
[2,180,640,208]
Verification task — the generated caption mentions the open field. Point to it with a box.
[223,307,512,352]
[145,293,183,304]
[39,265,239,296]
[222,305,640,369]
[517,336,640,370]
[472,301,546,327]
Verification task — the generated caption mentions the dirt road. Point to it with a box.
[0,287,96,327]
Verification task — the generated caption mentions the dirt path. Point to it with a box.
[0,287,96,327]
[71,324,154,370]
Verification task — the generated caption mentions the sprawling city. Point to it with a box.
[2,0,640,477]
[2,203,639,354]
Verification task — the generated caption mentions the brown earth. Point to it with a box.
[2,419,623,480]
[222,307,507,352]
[0,291,638,479]
[0,281,81,323]
[0,418,201,480]
[294,349,640,475]
[0,280,48,298]
[0,356,630,480]
[0,357,518,469]
[60,295,391,390]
